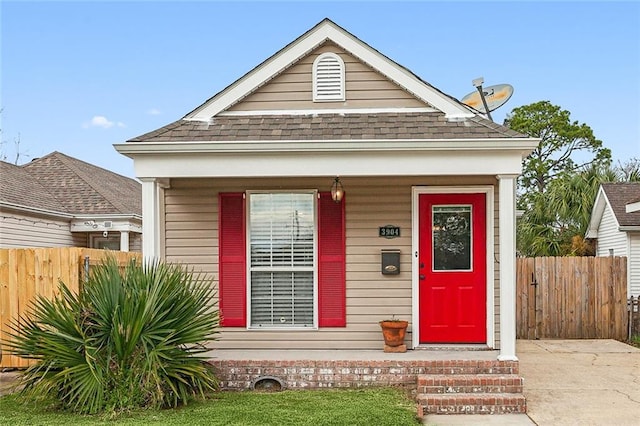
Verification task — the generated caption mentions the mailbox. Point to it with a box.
[381,249,400,275]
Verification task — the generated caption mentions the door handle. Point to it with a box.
[419,274,426,280]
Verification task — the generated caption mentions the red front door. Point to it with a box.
[418,193,486,343]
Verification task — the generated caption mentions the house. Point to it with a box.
[115,19,538,362]
[0,152,142,251]
[586,182,640,296]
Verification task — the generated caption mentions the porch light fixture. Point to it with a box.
[331,177,344,203]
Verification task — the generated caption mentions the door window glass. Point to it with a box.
[432,205,472,271]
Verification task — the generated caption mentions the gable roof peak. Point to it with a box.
[184,19,475,122]
[587,182,640,236]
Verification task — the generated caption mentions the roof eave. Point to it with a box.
[115,138,539,157]
[0,201,73,219]
[619,226,640,232]
[626,201,640,213]
[585,187,611,238]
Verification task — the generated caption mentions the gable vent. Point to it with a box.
[313,53,345,102]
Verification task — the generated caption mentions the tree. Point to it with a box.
[505,101,618,257]
[504,101,611,206]
[0,108,27,164]
[516,162,638,257]
[616,157,640,181]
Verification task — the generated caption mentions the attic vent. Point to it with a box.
[313,52,345,102]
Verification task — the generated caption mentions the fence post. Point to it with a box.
[83,256,90,288]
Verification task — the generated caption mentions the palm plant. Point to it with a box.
[6,257,219,415]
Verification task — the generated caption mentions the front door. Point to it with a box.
[418,193,486,343]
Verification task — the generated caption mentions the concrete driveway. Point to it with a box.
[424,339,639,425]
[518,339,640,426]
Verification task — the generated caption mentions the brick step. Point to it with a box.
[417,374,524,394]
[417,393,527,416]
[410,360,520,375]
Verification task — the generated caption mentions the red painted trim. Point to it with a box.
[218,192,246,327]
[318,192,346,327]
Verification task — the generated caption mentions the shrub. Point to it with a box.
[6,257,219,415]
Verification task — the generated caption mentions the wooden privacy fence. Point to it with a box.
[516,256,627,340]
[0,248,141,369]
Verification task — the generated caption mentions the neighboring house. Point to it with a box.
[0,152,142,251]
[115,19,538,360]
[586,182,640,296]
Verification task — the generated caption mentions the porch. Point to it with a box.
[207,348,526,416]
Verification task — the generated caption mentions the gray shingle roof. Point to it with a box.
[1,152,141,216]
[128,113,526,143]
[0,161,65,212]
[602,182,640,227]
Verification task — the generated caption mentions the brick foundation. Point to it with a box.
[208,359,519,391]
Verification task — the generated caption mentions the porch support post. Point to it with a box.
[497,174,518,361]
[120,231,130,252]
[140,178,160,261]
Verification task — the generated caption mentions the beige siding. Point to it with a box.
[227,42,428,112]
[0,210,85,248]
[163,176,499,350]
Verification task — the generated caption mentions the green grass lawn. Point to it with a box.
[0,388,420,425]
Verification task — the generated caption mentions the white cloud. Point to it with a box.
[147,108,162,116]
[82,115,125,129]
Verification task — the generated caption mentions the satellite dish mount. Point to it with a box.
[472,77,493,121]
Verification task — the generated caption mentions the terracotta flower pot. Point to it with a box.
[379,320,408,347]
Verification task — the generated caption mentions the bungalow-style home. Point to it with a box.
[115,19,537,362]
[0,152,142,251]
[586,182,640,296]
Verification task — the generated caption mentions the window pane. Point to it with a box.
[250,193,314,267]
[249,193,315,327]
[251,271,314,327]
[432,205,472,271]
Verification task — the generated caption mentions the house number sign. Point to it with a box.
[379,225,400,239]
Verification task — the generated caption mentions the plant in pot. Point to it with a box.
[379,316,408,352]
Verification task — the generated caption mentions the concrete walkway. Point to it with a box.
[518,339,640,426]
[425,339,640,425]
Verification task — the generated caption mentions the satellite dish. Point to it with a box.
[461,83,514,113]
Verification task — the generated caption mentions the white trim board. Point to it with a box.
[216,107,439,116]
[411,186,495,350]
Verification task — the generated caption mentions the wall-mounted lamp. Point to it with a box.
[331,177,344,203]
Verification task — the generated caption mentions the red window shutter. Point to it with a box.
[318,192,346,327]
[218,192,246,327]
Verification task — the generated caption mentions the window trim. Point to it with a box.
[312,52,346,102]
[245,190,319,330]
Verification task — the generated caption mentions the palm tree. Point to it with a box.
[7,257,219,415]
[517,160,639,257]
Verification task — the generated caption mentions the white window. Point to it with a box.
[248,192,316,328]
[90,234,120,250]
[312,52,345,102]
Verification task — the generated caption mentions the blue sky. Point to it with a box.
[2,1,639,178]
